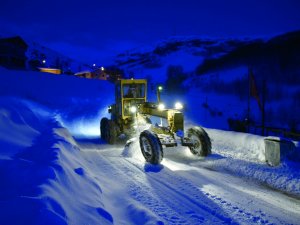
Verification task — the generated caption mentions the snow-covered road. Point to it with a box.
[1,68,300,224]
[78,140,300,225]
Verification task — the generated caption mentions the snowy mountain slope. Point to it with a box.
[114,36,256,83]
[1,67,300,224]
[114,31,300,133]
[196,30,300,77]
[24,39,92,74]
[112,37,260,131]
[0,35,91,73]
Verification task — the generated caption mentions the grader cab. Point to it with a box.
[100,79,211,164]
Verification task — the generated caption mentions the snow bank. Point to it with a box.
[0,66,114,138]
[0,97,48,159]
[204,128,300,196]
[0,98,113,224]
[208,128,265,162]
[0,68,116,224]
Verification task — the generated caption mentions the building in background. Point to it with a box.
[0,36,28,69]
[38,67,61,75]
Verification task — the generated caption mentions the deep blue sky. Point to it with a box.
[1,0,300,65]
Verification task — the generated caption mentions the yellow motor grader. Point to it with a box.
[100,79,211,164]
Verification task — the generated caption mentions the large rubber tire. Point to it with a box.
[107,120,118,144]
[187,126,212,157]
[100,117,109,141]
[139,130,163,164]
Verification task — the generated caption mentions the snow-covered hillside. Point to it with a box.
[1,66,300,224]
[0,35,91,74]
[114,32,300,133]
[25,39,92,74]
[115,36,254,83]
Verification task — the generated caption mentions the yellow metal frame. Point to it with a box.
[119,79,147,119]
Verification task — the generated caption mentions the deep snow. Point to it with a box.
[1,67,300,224]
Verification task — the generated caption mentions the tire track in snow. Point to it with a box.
[124,157,294,225]
[120,157,233,224]
[107,157,212,224]
[201,191,271,224]
[126,159,238,224]
[82,146,300,224]
[86,151,188,224]
[88,149,231,224]
[185,168,300,225]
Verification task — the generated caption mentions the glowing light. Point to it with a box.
[93,63,96,67]
[158,86,163,91]
[101,66,105,71]
[158,103,165,111]
[175,102,183,110]
[130,106,137,113]
[42,59,46,64]
[55,107,110,138]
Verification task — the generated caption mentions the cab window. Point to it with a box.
[123,84,145,98]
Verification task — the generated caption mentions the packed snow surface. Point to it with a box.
[1,67,300,224]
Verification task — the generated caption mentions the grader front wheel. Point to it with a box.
[139,130,163,164]
[187,127,211,157]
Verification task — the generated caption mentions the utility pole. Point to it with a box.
[247,67,251,133]
[262,79,266,136]
[157,85,163,103]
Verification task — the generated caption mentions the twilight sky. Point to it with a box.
[1,0,300,65]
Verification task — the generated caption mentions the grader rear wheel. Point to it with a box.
[100,117,109,141]
[100,118,118,144]
[139,130,163,164]
[187,126,211,157]
[107,120,118,144]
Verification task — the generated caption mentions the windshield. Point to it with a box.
[123,84,145,98]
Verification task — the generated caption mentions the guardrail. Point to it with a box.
[250,125,300,140]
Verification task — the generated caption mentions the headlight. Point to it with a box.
[158,103,165,111]
[130,106,137,113]
[174,102,183,110]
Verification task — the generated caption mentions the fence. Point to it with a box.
[250,125,300,140]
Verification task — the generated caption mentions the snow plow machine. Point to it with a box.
[100,79,211,164]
